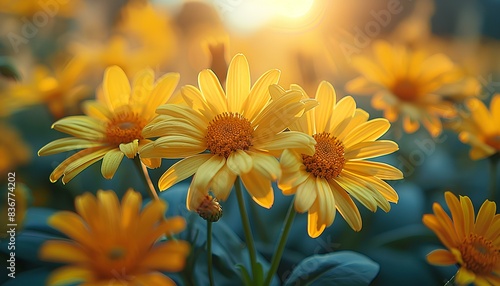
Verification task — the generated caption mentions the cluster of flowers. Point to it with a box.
[37,50,499,285]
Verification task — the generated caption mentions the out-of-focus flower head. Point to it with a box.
[423,191,500,286]
[453,94,500,160]
[278,81,402,238]
[0,58,90,119]
[346,40,470,137]
[0,123,31,173]
[38,66,180,183]
[40,189,190,286]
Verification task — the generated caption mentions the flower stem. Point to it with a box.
[207,221,215,286]
[443,274,455,286]
[133,156,159,201]
[263,200,296,286]
[234,177,258,282]
[488,153,499,201]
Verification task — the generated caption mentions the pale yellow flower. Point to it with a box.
[140,54,316,210]
[279,81,402,238]
[38,66,179,183]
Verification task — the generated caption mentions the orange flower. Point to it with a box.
[423,192,500,285]
[40,189,189,286]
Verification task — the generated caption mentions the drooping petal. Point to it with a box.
[240,171,274,209]
[101,149,125,179]
[227,149,253,175]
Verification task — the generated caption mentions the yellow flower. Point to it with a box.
[423,191,500,286]
[140,54,316,210]
[456,94,500,160]
[1,59,89,119]
[278,81,403,238]
[40,189,189,286]
[345,40,465,137]
[38,66,179,183]
[0,123,31,174]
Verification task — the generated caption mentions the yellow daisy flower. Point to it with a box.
[140,54,316,210]
[456,94,500,160]
[345,40,465,137]
[278,81,403,238]
[38,66,179,183]
[423,191,500,286]
[40,189,189,286]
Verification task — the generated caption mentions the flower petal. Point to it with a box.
[227,149,253,175]
[199,69,227,114]
[294,175,316,213]
[158,154,212,191]
[227,54,251,112]
[426,249,457,266]
[119,140,139,159]
[143,72,180,119]
[210,164,237,201]
[46,266,95,286]
[242,69,280,120]
[103,66,131,111]
[240,171,274,209]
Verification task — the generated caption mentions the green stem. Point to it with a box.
[263,201,296,286]
[488,153,499,201]
[207,221,215,286]
[133,156,159,201]
[443,274,455,286]
[234,177,258,282]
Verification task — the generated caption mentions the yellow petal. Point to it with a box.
[328,96,357,136]
[329,180,362,231]
[120,189,141,228]
[103,65,131,111]
[132,272,176,286]
[307,201,326,238]
[344,140,399,160]
[316,177,336,227]
[242,69,280,120]
[40,241,89,264]
[37,138,103,156]
[46,266,95,286]
[191,155,226,192]
[294,175,316,213]
[227,54,251,112]
[119,140,139,159]
[101,149,125,179]
[83,100,112,121]
[142,241,190,272]
[474,199,496,235]
[314,81,336,132]
[253,131,316,157]
[444,192,466,239]
[240,171,274,209]
[344,160,403,180]
[342,118,391,149]
[158,154,212,191]
[140,136,206,159]
[51,116,105,140]
[247,151,281,181]
[143,72,180,119]
[199,69,227,114]
[210,164,237,201]
[130,68,155,113]
[227,149,253,175]
[455,267,476,286]
[426,249,457,266]
[48,212,94,249]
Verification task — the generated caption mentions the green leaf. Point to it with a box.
[0,57,21,81]
[284,251,379,286]
[236,264,253,286]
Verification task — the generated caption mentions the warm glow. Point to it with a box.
[222,0,320,33]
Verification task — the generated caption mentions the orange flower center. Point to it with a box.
[458,233,500,275]
[391,78,419,102]
[302,133,346,180]
[206,112,253,158]
[485,134,500,151]
[105,112,146,146]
